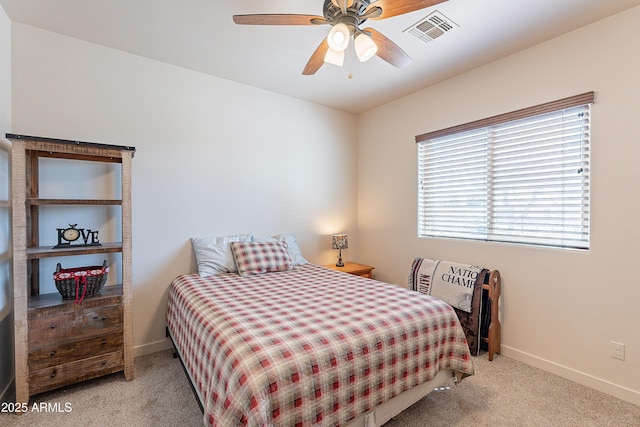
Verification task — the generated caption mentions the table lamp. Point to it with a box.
[331,234,348,267]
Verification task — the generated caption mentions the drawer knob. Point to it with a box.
[101,360,107,366]
[50,351,56,356]
[101,340,107,345]
[50,324,56,329]
[50,369,57,378]
[93,315,108,320]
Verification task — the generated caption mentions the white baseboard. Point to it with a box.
[501,346,640,406]
[133,338,173,357]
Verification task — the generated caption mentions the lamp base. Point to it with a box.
[336,258,344,267]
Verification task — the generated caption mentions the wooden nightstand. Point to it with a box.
[324,262,375,279]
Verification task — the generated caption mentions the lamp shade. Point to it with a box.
[354,33,377,62]
[327,23,350,52]
[324,47,345,66]
[332,234,349,250]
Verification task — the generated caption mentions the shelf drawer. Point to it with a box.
[29,351,124,396]
[75,304,123,338]
[28,331,123,371]
[28,313,74,347]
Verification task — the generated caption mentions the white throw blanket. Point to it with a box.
[413,258,439,295]
[413,258,483,313]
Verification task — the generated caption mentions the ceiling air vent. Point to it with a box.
[404,11,458,44]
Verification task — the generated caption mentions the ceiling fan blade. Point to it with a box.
[302,38,329,75]
[364,28,412,68]
[359,6,383,21]
[367,0,449,20]
[233,14,326,25]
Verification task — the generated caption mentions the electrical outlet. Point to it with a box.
[611,341,625,361]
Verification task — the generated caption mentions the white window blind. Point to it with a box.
[417,93,593,249]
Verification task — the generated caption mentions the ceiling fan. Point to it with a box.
[233,0,448,75]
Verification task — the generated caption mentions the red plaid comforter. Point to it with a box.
[166,264,474,427]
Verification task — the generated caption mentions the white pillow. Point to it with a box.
[252,236,277,243]
[192,233,253,277]
[273,233,308,266]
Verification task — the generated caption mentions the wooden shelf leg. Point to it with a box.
[487,270,501,361]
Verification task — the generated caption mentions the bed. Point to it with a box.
[167,236,474,426]
[166,244,474,427]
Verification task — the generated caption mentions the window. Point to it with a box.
[416,92,593,250]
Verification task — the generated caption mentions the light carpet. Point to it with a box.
[2,349,639,426]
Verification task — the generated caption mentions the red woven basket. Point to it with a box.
[53,260,109,302]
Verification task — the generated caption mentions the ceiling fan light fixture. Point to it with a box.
[354,33,377,62]
[324,47,345,66]
[327,22,350,52]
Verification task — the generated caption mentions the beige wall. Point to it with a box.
[9,23,359,356]
[357,7,640,404]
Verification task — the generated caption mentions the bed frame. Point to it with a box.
[166,327,204,413]
[344,369,458,427]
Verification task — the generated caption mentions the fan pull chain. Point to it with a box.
[346,37,354,79]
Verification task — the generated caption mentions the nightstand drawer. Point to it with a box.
[29,331,124,371]
[350,269,374,278]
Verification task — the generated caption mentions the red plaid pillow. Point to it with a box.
[230,241,293,276]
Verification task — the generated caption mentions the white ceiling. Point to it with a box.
[2,0,639,113]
